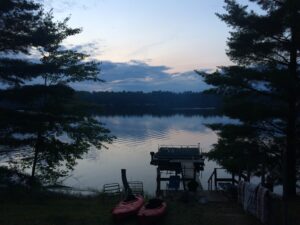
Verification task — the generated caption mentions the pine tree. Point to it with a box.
[0,1,113,184]
[0,0,42,52]
[197,0,300,198]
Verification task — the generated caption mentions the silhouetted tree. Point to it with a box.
[0,0,42,85]
[0,0,44,51]
[197,0,300,199]
[1,85,113,183]
[0,2,113,184]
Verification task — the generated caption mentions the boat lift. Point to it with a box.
[150,144,204,196]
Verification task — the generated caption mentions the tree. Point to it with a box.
[0,2,114,184]
[1,85,113,183]
[197,0,300,199]
[0,0,43,85]
[0,0,42,52]
[206,123,282,184]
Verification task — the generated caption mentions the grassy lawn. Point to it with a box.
[0,187,266,225]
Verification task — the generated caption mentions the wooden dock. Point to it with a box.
[150,144,204,196]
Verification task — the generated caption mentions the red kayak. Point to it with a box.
[138,199,167,225]
[112,195,144,220]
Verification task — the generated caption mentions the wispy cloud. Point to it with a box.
[127,36,177,57]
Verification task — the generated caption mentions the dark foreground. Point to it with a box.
[0,188,299,225]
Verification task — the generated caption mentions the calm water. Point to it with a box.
[64,114,234,196]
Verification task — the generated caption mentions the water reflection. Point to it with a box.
[64,115,234,195]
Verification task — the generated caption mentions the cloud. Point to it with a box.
[40,0,99,13]
[2,49,209,93]
[62,41,104,57]
[71,60,211,92]
[127,36,177,57]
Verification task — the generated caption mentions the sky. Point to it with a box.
[40,0,239,92]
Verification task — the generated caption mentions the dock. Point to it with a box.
[150,144,204,196]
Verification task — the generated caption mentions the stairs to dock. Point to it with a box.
[207,168,248,191]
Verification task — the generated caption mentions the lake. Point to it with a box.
[63,114,234,196]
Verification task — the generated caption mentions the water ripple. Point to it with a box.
[64,115,225,195]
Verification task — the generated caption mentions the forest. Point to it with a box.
[75,91,221,115]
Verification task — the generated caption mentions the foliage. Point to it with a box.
[1,85,114,183]
[0,0,113,184]
[197,0,300,196]
[0,0,43,85]
[0,0,42,52]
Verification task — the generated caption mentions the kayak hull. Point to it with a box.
[112,195,144,220]
[138,201,167,225]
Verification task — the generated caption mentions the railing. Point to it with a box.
[158,143,203,154]
[158,144,199,149]
[207,168,248,191]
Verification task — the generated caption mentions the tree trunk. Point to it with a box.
[261,162,265,186]
[31,131,42,184]
[282,1,298,224]
[283,0,298,200]
[284,102,297,197]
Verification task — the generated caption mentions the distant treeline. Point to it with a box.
[75,91,222,116]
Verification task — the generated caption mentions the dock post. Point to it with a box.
[156,168,161,197]
[232,172,235,185]
[180,166,186,191]
[214,168,217,190]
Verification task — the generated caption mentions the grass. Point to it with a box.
[0,188,114,225]
[1,166,298,225]
[0,187,266,225]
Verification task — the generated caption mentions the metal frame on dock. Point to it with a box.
[150,144,204,196]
